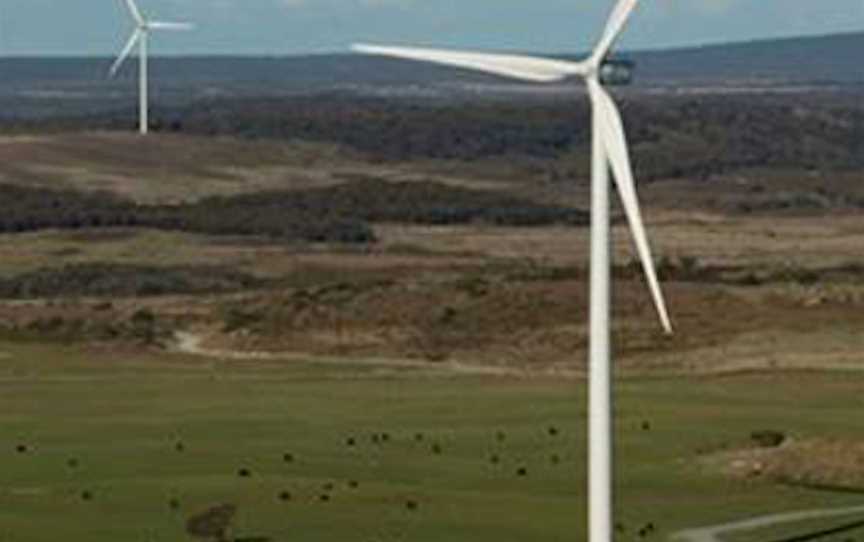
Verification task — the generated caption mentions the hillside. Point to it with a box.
[631,31,864,84]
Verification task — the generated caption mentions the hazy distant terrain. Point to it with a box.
[0,31,862,120]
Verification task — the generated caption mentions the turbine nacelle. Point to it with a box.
[598,58,634,86]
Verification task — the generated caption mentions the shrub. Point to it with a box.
[186,504,237,542]
[750,430,787,448]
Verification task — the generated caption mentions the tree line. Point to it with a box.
[0,177,586,241]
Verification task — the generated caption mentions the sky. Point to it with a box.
[0,0,863,57]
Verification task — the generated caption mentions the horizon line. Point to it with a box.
[0,28,861,60]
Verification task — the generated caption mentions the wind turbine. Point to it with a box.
[109,0,194,135]
[352,1,672,541]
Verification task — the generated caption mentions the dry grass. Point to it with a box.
[378,211,864,269]
[0,133,537,205]
[1,209,864,375]
[704,438,864,490]
[0,133,357,204]
[0,132,862,377]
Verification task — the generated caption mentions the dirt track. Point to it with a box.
[171,331,544,378]
[672,505,864,542]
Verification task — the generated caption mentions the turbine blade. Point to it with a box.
[123,0,144,25]
[148,21,195,31]
[109,30,142,77]
[590,0,639,66]
[589,79,672,334]
[352,43,587,83]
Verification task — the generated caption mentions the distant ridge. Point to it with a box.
[0,31,861,121]
[630,31,864,83]
[1,31,862,88]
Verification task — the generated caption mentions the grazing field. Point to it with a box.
[0,340,862,542]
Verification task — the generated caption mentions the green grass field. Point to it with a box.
[0,341,862,542]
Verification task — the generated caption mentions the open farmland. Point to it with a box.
[1,341,864,542]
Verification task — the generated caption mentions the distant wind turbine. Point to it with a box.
[109,0,194,135]
[352,1,672,541]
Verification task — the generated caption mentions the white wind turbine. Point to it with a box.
[109,0,194,134]
[352,1,672,541]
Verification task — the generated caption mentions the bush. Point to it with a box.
[186,504,237,542]
[750,430,787,448]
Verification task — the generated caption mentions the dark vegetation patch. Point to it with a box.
[0,304,173,346]
[485,256,864,288]
[0,183,372,243]
[620,257,864,287]
[0,263,270,299]
[99,94,864,182]
[751,430,788,449]
[0,179,585,242]
[210,176,589,227]
[730,188,864,214]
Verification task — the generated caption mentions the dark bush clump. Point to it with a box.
[750,430,787,448]
[186,504,237,542]
[0,179,585,247]
[0,263,270,299]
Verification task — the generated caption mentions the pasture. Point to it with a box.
[0,340,861,541]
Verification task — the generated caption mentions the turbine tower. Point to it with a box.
[352,1,672,540]
[109,0,194,135]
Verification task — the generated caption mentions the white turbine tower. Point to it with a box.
[352,1,672,541]
[109,0,194,135]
